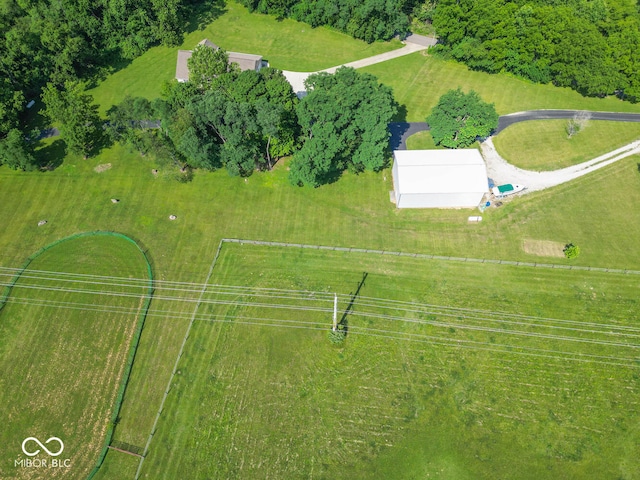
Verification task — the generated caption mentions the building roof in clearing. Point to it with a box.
[176,49,193,81]
[393,149,488,195]
[228,51,263,72]
[175,39,263,81]
[198,39,219,49]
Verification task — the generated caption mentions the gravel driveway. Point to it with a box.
[283,35,434,97]
[481,137,640,193]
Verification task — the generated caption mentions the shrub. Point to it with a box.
[563,243,581,259]
[329,328,346,345]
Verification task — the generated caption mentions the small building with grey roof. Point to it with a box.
[175,39,265,82]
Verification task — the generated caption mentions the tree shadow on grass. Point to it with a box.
[394,104,408,123]
[89,53,135,87]
[184,0,228,34]
[90,129,114,158]
[34,139,66,171]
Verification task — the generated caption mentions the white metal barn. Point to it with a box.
[392,149,488,208]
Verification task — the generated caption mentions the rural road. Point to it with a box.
[282,34,435,97]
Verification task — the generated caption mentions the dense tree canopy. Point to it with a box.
[290,67,397,187]
[427,88,498,148]
[42,81,100,157]
[238,0,411,42]
[0,0,188,145]
[431,0,640,101]
[109,67,300,177]
[108,66,397,186]
[0,128,36,171]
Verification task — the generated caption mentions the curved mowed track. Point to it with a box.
[0,233,152,480]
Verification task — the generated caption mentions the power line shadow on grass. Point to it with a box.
[338,272,368,336]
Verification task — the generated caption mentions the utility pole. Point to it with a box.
[332,294,338,331]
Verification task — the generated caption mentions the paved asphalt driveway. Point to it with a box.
[389,110,640,150]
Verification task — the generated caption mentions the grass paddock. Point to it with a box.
[0,234,151,479]
[138,243,640,479]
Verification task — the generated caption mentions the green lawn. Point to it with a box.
[0,234,151,479]
[493,120,640,171]
[361,54,640,121]
[2,135,640,479]
[138,243,640,479]
[406,130,440,149]
[4,5,640,478]
[406,130,478,150]
[89,0,401,114]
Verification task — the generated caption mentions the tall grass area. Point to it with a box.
[493,120,640,170]
[139,243,640,479]
[361,53,640,121]
[89,0,401,113]
[0,234,150,479]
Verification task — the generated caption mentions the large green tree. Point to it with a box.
[0,128,36,171]
[106,96,159,155]
[427,88,498,148]
[290,67,396,187]
[41,81,100,158]
[187,44,235,89]
[153,67,298,175]
[0,78,24,135]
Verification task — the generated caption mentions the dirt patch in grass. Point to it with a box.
[523,239,565,257]
[94,163,112,173]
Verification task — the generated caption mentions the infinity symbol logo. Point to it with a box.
[21,437,65,457]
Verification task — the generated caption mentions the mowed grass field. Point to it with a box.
[89,0,401,114]
[138,243,640,479]
[493,120,640,171]
[361,53,640,121]
[0,234,151,479]
[1,138,640,480]
[3,4,640,478]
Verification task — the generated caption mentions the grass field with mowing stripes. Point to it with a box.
[1,143,640,480]
[0,234,151,479]
[137,243,640,479]
[89,0,401,114]
[361,54,640,121]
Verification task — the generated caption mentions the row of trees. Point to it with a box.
[106,47,397,186]
[238,0,416,43]
[431,0,640,101]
